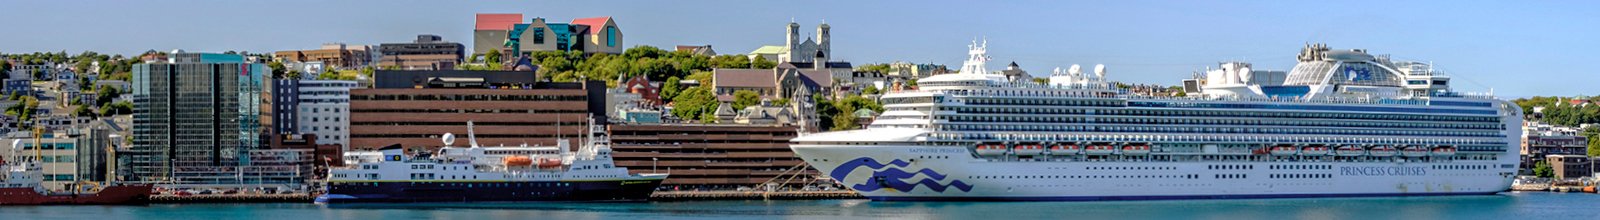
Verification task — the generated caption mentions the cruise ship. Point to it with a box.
[791,41,1521,201]
[318,120,667,203]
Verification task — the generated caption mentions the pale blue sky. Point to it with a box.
[0,0,1594,97]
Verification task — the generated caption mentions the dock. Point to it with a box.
[149,194,315,204]
[650,190,862,201]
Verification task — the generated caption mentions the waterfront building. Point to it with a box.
[128,52,265,184]
[296,80,358,149]
[75,118,124,183]
[474,14,625,56]
[377,35,465,70]
[348,70,607,150]
[607,123,811,190]
[273,43,372,70]
[1520,121,1587,171]
[1545,155,1592,179]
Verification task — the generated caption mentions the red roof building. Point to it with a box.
[474,13,523,30]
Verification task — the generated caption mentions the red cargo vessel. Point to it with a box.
[2,160,152,205]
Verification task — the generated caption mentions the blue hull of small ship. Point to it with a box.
[316,179,663,203]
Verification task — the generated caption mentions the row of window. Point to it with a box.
[351,94,585,101]
[971,174,1202,180]
[1268,173,1332,179]
[946,105,1499,123]
[925,132,1509,146]
[937,123,1502,137]
[942,114,1499,130]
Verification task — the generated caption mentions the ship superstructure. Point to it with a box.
[318,119,667,203]
[791,41,1521,201]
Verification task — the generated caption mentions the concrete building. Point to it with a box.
[348,70,607,150]
[1520,121,1589,173]
[377,35,465,70]
[296,80,358,149]
[1546,155,1592,179]
[76,118,125,183]
[273,43,372,70]
[128,52,265,184]
[606,124,813,190]
[475,14,625,56]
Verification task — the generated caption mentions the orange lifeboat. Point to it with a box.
[1049,144,1081,155]
[1301,145,1331,156]
[1400,146,1430,157]
[503,156,533,167]
[1269,145,1299,156]
[1121,145,1151,155]
[1369,145,1398,157]
[1334,145,1365,156]
[536,158,563,169]
[1431,146,1457,157]
[975,144,1009,156]
[1085,145,1116,155]
[1014,144,1045,155]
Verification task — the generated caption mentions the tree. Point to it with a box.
[687,71,714,88]
[855,63,892,74]
[267,61,288,79]
[1532,161,1554,178]
[485,49,503,64]
[772,98,790,107]
[4,96,39,122]
[669,87,717,123]
[99,101,132,116]
[752,57,777,69]
[732,90,761,110]
[711,55,753,69]
[861,86,881,95]
[95,85,121,106]
[72,104,94,118]
[660,76,682,103]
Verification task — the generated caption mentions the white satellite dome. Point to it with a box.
[442,133,456,146]
[1093,64,1106,79]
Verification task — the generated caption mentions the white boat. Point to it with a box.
[790,42,1519,201]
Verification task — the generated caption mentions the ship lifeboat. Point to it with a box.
[1049,144,1082,155]
[1401,146,1430,157]
[1301,145,1331,156]
[1085,145,1116,155]
[1269,145,1299,156]
[503,156,533,167]
[536,157,563,169]
[1334,145,1365,156]
[1120,145,1151,155]
[1431,146,1457,157]
[1013,144,1045,155]
[975,144,1009,156]
[1368,145,1398,157]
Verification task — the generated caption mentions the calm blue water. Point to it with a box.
[2,192,1596,220]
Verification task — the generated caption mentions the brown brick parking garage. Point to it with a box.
[607,124,821,190]
[348,70,608,151]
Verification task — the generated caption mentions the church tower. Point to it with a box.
[785,22,800,62]
[817,22,830,61]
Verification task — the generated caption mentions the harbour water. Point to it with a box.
[3,192,1595,220]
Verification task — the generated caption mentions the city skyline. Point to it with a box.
[0,0,1595,98]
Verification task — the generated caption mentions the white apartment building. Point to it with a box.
[296,80,358,150]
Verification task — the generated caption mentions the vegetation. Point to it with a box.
[1532,161,1554,178]
[515,46,772,87]
[4,96,39,122]
[815,94,885,131]
[731,90,760,110]
[855,63,892,74]
[99,101,132,116]
[860,86,880,95]
[659,76,682,103]
[668,87,718,123]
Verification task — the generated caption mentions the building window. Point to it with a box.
[606,26,617,47]
[533,28,545,44]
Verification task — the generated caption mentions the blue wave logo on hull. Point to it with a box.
[829,157,974,193]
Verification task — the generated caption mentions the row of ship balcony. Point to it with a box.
[927,87,1499,107]
[923,132,1508,149]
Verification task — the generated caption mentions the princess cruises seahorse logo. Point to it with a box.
[829,157,974,193]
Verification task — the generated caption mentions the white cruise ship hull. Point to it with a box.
[793,144,1516,201]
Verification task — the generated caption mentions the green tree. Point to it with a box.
[660,76,682,103]
[732,90,761,110]
[71,104,94,118]
[485,49,503,64]
[267,61,288,79]
[687,71,714,88]
[1532,161,1554,178]
[711,55,752,69]
[752,57,777,69]
[854,63,892,74]
[669,87,717,122]
[95,85,121,107]
[99,101,132,116]
[772,98,790,107]
[861,86,880,95]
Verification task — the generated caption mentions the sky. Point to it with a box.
[0,0,1595,98]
